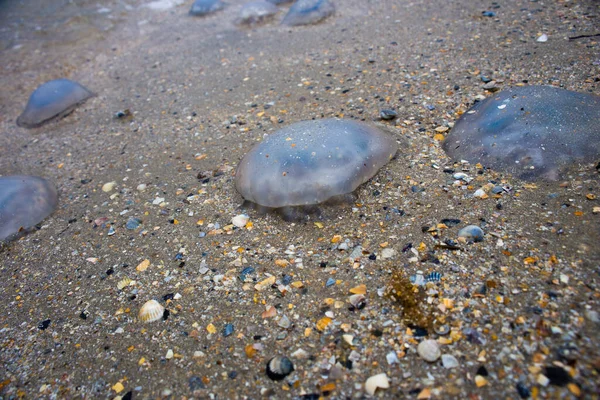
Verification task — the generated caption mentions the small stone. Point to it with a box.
[379,109,398,120]
[537,34,548,42]
[441,354,459,369]
[418,340,441,362]
[102,181,116,192]
[136,184,147,191]
[537,374,550,387]
[380,248,396,259]
[386,351,399,365]
[278,315,291,329]
[165,349,174,359]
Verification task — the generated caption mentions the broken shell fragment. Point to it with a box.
[266,356,294,381]
[138,299,165,323]
[349,294,367,310]
[365,373,390,396]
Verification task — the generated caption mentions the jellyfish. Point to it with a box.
[442,86,600,180]
[235,118,398,219]
[237,1,278,25]
[189,0,226,16]
[17,79,94,128]
[281,0,335,26]
[0,176,58,241]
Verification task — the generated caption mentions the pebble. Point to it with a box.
[380,248,396,259]
[165,349,174,359]
[457,225,484,242]
[379,109,398,120]
[126,217,142,230]
[102,181,116,192]
[537,33,548,42]
[417,340,441,362]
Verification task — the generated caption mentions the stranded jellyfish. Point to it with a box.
[237,1,278,24]
[0,176,58,241]
[17,79,94,128]
[281,0,335,26]
[266,0,294,4]
[235,118,398,219]
[442,86,600,180]
[189,0,226,16]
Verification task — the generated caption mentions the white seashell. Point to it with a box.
[117,277,133,290]
[231,214,249,228]
[365,373,390,396]
[102,181,116,192]
[442,354,459,369]
[138,299,165,323]
[349,294,366,309]
[418,339,441,362]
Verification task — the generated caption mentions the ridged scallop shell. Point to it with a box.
[266,356,294,381]
[138,300,165,323]
[117,277,133,290]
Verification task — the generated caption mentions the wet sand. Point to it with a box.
[1,0,599,398]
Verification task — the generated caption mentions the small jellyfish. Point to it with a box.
[237,1,278,25]
[189,0,226,16]
[442,86,600,180]
[266,0,294,4]
[17,79,94,128]
[0,176,58,241]
[235,118,398,219]
[281,0,335,26]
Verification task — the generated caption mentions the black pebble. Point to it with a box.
[544,366,571,386]
[189,376,206,391]
[163,293,174,301]
[516,382,531,399]
[476,365,488,376]
[38,319,51,330]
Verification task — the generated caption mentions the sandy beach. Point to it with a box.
[0,0,599,398]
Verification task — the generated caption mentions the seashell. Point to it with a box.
[417,339,441,362]
[365,373,390,396]
[117,277,133,290]
[138,300,165,323]
[348,294,367,310]
[457,225,484,243]
[379,109,398,120]
[441,354,459,369]
[425,272,442,283]
[231,214,250,228]
[266,356,294,381]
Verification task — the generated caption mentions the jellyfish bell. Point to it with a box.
[17,79,94,128]
[442,86,600,180]
[235,118,398,220]
[0,176,58,241]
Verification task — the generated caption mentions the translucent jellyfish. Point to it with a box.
[237,1,278,24]
[443,86,600,180]
[0,176,58,241]
[189,0,226,16]
[266,0,294,4]
[17,79,94,128]
[235,118,398,218]
[281,0,335,26]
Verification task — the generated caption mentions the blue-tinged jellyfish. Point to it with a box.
[0,176,58,241]
[189,0,226,16]
[17,79,94,128]
[266,0,294,4]
[281,0,335,26]
[235,118,398,219]
[442,86,600,180]
[237,1,278,24]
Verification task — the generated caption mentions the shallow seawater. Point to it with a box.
[443,86,600,180]
[235,118,398,209]
[0,176,58,241]
[17,78,94,128]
